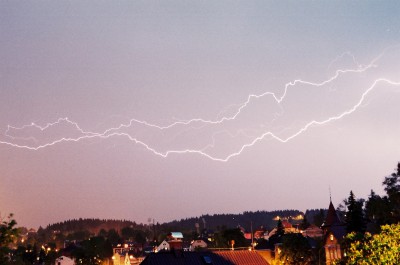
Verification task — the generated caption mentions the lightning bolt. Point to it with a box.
[99,58,378,133]
[2,50,400,162]
[5,117,98,139]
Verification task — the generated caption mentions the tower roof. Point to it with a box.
[321,201,343,228]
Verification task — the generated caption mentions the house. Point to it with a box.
[55,256,75,265]
[166,232,184,250]
[112,252,144,265]
[321,200,346,265]
[281,220,298,233]
[155,231,187,252]
[113,242,144,254]
[112,242,145,265]
[253,230,268,240]
[156,240,170,252]
[189,239,207,251]
[200,229,215,243]
[140,250,270,265]
[302,224,324,238]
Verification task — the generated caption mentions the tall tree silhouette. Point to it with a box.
[365,189,391,229]
[345,191,365,233]
[383,162,400,222]
[276,219,285,237]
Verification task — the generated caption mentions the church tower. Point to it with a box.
[321,199,346,265]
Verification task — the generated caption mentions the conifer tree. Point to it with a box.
[383,162,400,222]
[312,209,325,227]
[365,189,391,228]
[276,219,285,237]
[345,191,366,234]
[299,215,310,230]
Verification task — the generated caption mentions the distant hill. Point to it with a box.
[42,209,327,237]
[45,218,140,235]
[164,210,306,232]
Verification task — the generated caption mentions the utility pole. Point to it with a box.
[251,221,254,250]
[153,219,156,243]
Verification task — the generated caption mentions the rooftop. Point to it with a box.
[141,250,270,265]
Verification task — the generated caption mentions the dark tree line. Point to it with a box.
[46,218,140,235]
[167,210,305,232]
[4,162,399,265]
[342,162,400,236]
[337,162,400,265]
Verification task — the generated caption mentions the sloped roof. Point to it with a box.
[216,250,269,265]
[322,201,343,228]
[170,232,184,239]
[140,250,270,265]
[321,201,346,242]
[281,220,292,228]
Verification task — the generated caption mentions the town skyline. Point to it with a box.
[2,1,400,229]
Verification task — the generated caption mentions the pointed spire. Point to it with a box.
[322,199,344,229]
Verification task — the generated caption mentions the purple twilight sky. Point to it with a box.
[1,1,400,228]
